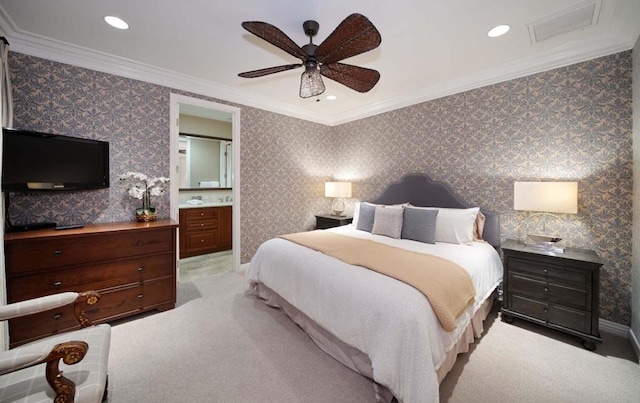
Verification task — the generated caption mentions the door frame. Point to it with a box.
[169,94,241,273]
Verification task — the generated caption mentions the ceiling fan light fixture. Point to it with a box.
[300,63,325,98]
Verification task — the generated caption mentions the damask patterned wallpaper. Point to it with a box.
[7,53,172,225]
[334,52,633,325]
[4,51,632,324]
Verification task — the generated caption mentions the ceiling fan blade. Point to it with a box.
[238,64,303,78]
[320,63,380,93]
[315,13,381,64]
[241,21,307,60]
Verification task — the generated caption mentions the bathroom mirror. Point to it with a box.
[178,133,233,190]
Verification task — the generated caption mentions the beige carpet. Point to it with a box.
[106,270,639,402]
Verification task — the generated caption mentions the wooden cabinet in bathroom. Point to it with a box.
[179,206,232,258]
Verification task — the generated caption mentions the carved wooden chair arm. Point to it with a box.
[0,291,101,327]
[45,340,89,403]
[0,339,88,402]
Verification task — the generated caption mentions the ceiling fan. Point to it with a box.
[238,13,382,98]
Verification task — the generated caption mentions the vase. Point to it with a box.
[135,191,157,222]
[135,207,157,222]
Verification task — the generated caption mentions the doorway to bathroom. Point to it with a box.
[169,94,241,281]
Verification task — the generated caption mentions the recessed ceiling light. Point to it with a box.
[488,25,510,38]
[326,95,337,100]
[104,16,129,30]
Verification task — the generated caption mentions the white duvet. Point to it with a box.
[246,225,503,403]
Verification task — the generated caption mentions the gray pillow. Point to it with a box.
[372,206,404,239]
[356,202,376,232]
[401,207,439,244]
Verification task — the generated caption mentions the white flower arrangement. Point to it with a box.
[119,172,170,210]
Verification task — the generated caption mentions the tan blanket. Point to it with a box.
[280,231,476,332]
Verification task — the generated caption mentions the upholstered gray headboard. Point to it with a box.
[369,173,501,247]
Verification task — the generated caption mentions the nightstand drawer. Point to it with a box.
[509,272,589,310]
[508,257,590,285]
[315,215,353,229]
[501,239,603,350]
[510,294,591,334]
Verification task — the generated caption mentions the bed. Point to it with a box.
[246,173,503,403]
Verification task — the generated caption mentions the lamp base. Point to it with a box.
[525,234,565,253]
[331,198,345,217]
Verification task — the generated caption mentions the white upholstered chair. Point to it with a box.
[0,291,111,402]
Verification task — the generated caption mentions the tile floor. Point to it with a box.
[178,250,234,282]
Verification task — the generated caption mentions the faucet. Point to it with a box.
[225,195,232,202]
[191,195,202,200]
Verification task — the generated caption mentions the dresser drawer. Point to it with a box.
[509,294,591,334]
[184,208,218,221]
[8,277,176,346]
[5,228,174,274]
[185,219,218,232]
[508,272,590,310]
[7,252,174,302]
[507,257,590,285]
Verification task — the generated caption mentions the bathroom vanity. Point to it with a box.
[179,205,232,258]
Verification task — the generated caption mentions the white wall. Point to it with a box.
[631,36,640,355]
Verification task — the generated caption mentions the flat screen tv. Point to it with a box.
[2,127,110,192]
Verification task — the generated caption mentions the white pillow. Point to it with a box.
[410,206,480,244]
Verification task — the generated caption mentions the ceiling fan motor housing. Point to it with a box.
[303,20,319,37]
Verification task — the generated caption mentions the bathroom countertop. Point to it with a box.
[179,202,233,209]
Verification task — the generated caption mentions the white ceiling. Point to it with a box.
[0,0,638,126]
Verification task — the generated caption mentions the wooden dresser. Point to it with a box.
[179,206,232,258]
[4,219,178,348]
[500,239,604,350]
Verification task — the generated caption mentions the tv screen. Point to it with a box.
[2,127,110,192]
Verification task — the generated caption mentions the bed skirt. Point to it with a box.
[255,283,496,402]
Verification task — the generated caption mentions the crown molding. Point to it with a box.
[330,31,636,126]
[0,4,637,127]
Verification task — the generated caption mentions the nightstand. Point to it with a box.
[315,214,353,229]
[500,239,604,350]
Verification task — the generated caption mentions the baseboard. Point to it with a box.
[629,327,640,359]
[237,262,250,274]
[599,318,629,337]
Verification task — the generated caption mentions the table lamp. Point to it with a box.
[514,181,578,253]
[325,181,352,217]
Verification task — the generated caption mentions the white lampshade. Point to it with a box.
[325,182,352,198]
[514,182,578,214]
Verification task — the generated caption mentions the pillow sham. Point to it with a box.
[401,207,439,244]
[355,202,376,232]
[408,205,480,244]
[433,207,479,244]
[473,211,486,241]
[353,202,408,230]
[372,206,404,239]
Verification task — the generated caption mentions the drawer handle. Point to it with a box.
[543,269,548,274]
[200,213,204,216]
[544,287,548,292]
[543,308,549,313]
[137,267,144,272]
[136,240,144,246]
[53,250,62,256]
[201,239,205,243]
[201,224,205,227]
[53,313,62,320]
[137,294,143,300]
[53,281,62,287]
